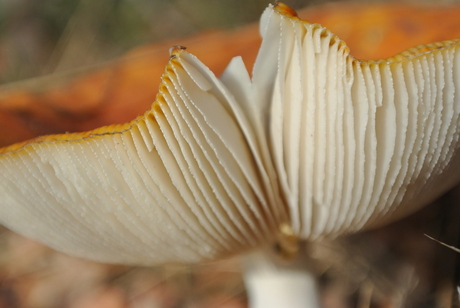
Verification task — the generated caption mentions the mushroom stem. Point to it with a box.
[243,244,321,308]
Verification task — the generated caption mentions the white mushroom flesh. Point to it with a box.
[0,3,459,264]
[255,6,460,239]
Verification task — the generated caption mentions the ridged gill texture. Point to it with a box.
[0,49,286,265]
[1,3,460,265]
[256,4,460,239]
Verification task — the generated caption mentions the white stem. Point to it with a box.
[243,245,321,308]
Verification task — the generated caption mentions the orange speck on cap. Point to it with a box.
[273,2,298,18]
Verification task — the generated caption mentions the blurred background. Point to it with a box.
[1,0,460,307]
[0,0,333,84]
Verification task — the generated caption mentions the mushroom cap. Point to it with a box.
[0,48,284,265]
[257,2,460,239]
[1,2,460,265]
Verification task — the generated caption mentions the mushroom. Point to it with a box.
[1,2,460,307]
